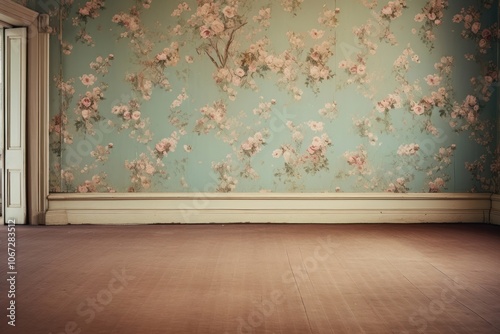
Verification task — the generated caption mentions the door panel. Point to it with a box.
[3,27,26,224]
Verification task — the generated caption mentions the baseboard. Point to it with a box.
[490,194,500,225]
[45,193,492,225]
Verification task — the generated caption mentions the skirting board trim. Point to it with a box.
[45,193,492,225]
[490,194,500,225]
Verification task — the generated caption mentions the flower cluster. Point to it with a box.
[265,51,297,79]
[470,60,498,102]
[111,100,143,126]
[450,95,480,129]
[491,147,500,177]
[434,56,453,75]
[170,88,189,109]
[380,0,407,21]
[72,0,105,46]
[56,77,76,95]
[253,99,276,119]
[154,42,180,67]
[212,155,238,192]
[397,143,420,156]
[240,132,265,157]
[62,41,73,55]
[74,84,107,134]
[287,31,305,50]
[171,2,190,16]
[465,155,487,191]
[339,58,368,84]
[353,117,378,146]
[453,6,499,54]
[344,145,369,175]
[90,143,114,162]
[301,134,332,174]
[420,87,449,116]
[272,145,294,161]
[112,8,142,37]
[393,47,420,76]
[434,144,456,165]
[90,54,114,75]
[187,1,244,40]
[353,24,378,55]
[77,174,114,193]
[305,41,334,89]
[425,120,440,137]
[61,169,75,185]
[306,134,331,156]
[376,94,402,113]
[74,0,105,22]
[109,98,152,143]
[428,177,445,192]
[154,132,179,159]
[307,121,324,132]
[141,0,152,9]
[387,177,408,193]
[49,112,73,146]
[318,7,340,28]
[125,73,154,100]
[281,0,304,14]
[425,74,442,86]
[318,101,338,119]
[76,30,94,46]
[195,100,228,134]
[414,0,448,49]
[253,7,271,28]
[125,153,165,190]
[286,121,304,143]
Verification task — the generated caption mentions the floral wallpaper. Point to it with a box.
[30,0,500,193]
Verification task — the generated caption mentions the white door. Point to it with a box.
[3,27,27,224]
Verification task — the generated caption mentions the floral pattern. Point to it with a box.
[29,0,499,193]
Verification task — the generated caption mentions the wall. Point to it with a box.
[34,0,500,194]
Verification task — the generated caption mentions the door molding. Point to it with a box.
[0,0,48,224]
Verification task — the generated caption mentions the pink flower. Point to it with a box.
[471,22,481,34]
[81,97,92,108]
[132,111,141,120]
[80,74,96,87]
[241,142,252,151]
[81,109,90,119]
[156,53,167,61]
[482,29,492,39]
[382,6,393,16]
[309,29,324,39]
[79,7,90,16]
[145,165,155,175]
[452,14,463,23]
[211,20,225,34]
[78,185,88,193]
[199,26,213,39]
[310,51,321,62]
[414,13,425,22]
[412,103,425,115]
[425,74,441,86]
[222,6,236,18]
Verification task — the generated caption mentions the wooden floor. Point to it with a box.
[0,224,499,334]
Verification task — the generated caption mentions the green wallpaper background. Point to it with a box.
[24,0,500,193]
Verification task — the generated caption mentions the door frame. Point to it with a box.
[0,0,49,225]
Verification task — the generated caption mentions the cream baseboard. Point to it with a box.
[490,194,500,225]
[45,193,492,225]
